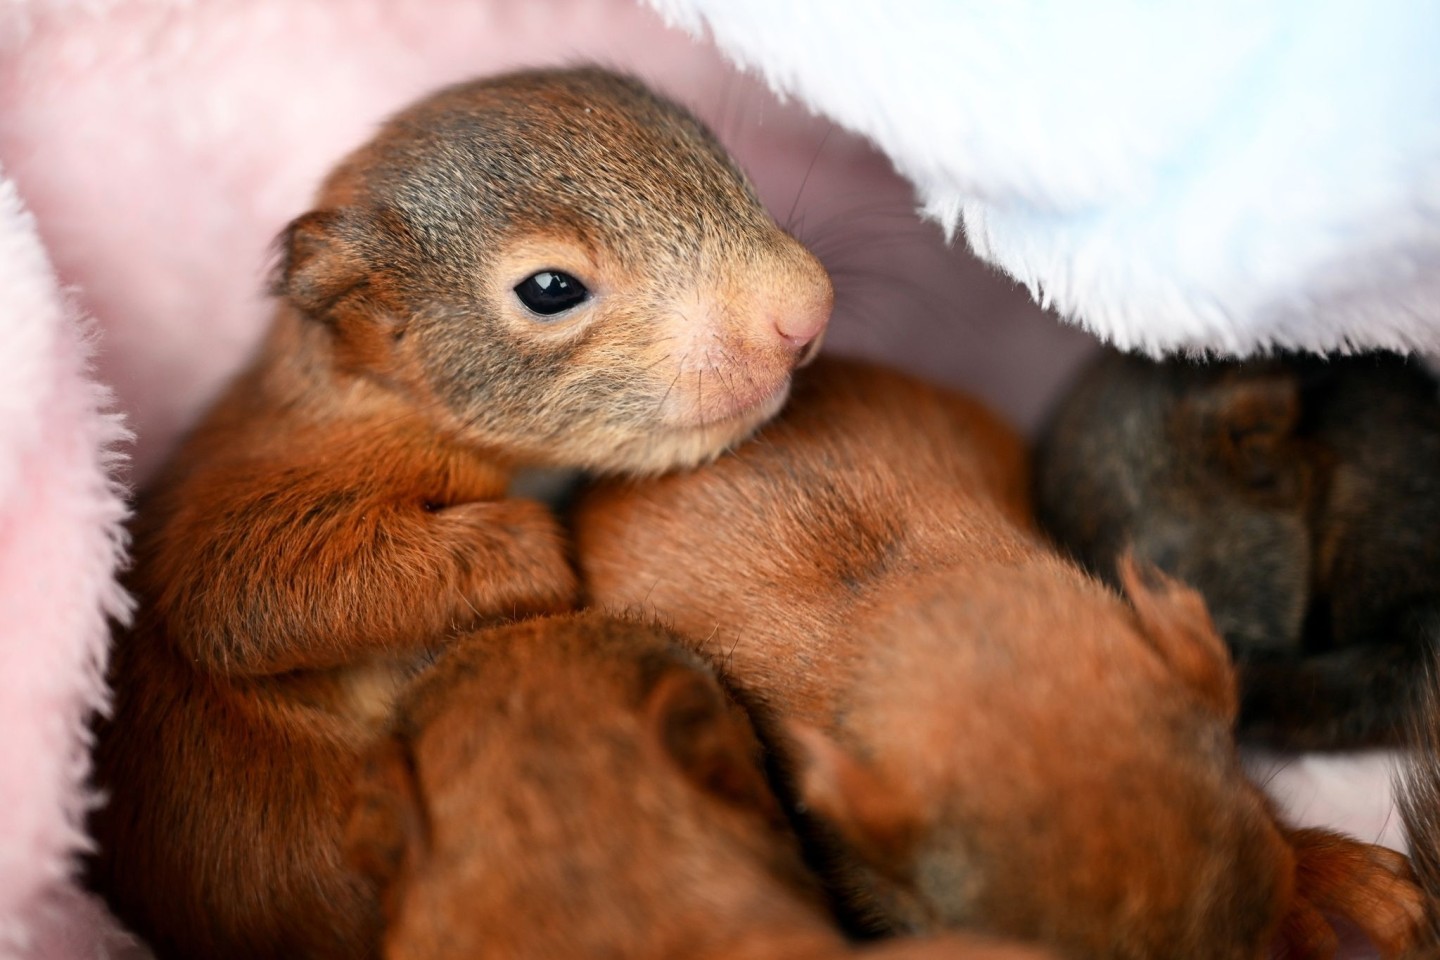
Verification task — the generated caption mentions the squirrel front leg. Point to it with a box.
[142,460,577,678]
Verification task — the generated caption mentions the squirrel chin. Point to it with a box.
[588,400,787,477]
[669,382,791,456]
[686,377,792,431]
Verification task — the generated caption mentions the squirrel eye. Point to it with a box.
[513,271,590,317]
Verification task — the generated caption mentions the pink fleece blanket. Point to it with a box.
[0,2,1403,956]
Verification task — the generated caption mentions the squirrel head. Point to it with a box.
[347,613,823,959]
[274,68,832,473]
[1035,350,1314,658]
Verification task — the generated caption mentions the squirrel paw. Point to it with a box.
[1275,828,1425,960]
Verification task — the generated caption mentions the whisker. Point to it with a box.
[724,631,742,672]
[697,366,709,452]
[654,357,687,422]
[715,71,746,155]
[639,339,679,373]
[715,342,755,399]
[784,127,835,233]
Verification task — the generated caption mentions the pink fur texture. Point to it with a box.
[0,179,131,955]
[0,1,1405,956]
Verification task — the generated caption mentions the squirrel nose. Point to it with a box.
[777,293,835,356]
[775,305,829,351]
[744,233,834,354]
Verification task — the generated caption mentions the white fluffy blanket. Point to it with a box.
[0,1,1418,956]
[653,0,1440,356]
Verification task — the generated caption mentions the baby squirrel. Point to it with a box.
[575,356,1424,959]
[349,611,1055,960]
[88,67,832,960]
[1034,349,1440,749]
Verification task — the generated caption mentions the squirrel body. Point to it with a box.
[353,611,1055,960]
[89,67,831,959]
[1035,349,1440,749]
[575,356,1423,959]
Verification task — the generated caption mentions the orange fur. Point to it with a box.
[350,611,1055,960]
[88,67,832,959]
[575,356,1422,959]
[1279,828,1424,958]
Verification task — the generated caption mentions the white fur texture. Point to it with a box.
[649,0,1440,356]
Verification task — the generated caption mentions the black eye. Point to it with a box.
[513,271,590,317]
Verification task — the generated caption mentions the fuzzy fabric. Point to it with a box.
[649,0,1440,357]
[0,177,132,956]
[0,1,1413,956]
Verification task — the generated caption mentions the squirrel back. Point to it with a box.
[576,355,1424,958]
[350,611,1056,960]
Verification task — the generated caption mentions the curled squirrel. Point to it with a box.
[350,611,1055,960]
[88,67,831,959]
[1034,349,1440,749]
[575,356,1424,959]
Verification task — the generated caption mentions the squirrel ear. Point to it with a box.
[785,722,922,870]
[1118,552,1238,722]
[346,733,429,899]
[1186,369,1300,488]
[644,668,780,819]
[270,210,367,322]
[271,209,414,373]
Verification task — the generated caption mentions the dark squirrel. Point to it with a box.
[1034,348,1440,749]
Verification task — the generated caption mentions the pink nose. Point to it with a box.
[775,304,830,351]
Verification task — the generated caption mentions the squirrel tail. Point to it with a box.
[1396,655,1440,952]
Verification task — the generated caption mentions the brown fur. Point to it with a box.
[1397,671,1440,958]
[349,611,1054,960]
[88,67,832,959]
[574,356,1423,959]
[1035,349,1440,749]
